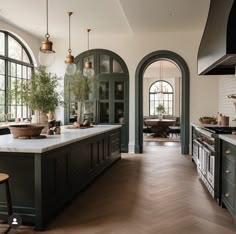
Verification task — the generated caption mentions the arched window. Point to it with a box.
[0,31,33,121]
[149,80,173,116]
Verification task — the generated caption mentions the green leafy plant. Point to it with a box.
[11,66,62,114]
[156,104,165,114]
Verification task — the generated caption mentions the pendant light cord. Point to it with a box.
[87,29,91,58]
[46,0,50,38]
[68,12,72,53]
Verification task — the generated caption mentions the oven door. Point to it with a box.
[207,154,215,188]
[201,146,209,176]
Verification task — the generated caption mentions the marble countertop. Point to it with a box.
[0,125,121,154]
[219,134,236,146]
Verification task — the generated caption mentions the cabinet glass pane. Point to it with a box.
[0,60,5,75]
[113,59,123,73]
[8,36,22,61]
[99,102,109,123]
[115,81,124,100]
[0,91,5,105]
[100,55,110,73]
[115,102,124,124]
[99,82,109,100]
[0,33,4,56]
[84,101,96,123]
[0,75,5,90]
[69,102,78,122]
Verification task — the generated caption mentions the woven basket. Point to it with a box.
[199,119,217,124]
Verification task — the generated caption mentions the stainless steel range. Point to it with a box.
[192,125,236,204]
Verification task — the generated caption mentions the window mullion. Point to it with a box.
[5,33,8,115]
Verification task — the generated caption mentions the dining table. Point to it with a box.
[144,119,176,137]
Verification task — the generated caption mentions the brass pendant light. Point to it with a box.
[38,0,55,67]
[83,29,94,77]
[65,12,76,75]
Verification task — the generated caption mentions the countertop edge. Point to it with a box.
[219,134,236,146]
[0,125,122,154]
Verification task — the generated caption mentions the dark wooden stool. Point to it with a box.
[0,173,12,216]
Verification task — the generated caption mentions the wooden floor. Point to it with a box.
[2,143,236,234]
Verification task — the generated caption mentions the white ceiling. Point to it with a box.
[0,0,210,40]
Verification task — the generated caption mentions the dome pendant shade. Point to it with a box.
[65,63,77,76]
[65,53,76,75]
[83,59,94,77]
[65,12,76,76]
[83,29,94,77]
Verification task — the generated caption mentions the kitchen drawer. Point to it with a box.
[223,157,236,185]
[222,178,235,213]
[222,142,236,163]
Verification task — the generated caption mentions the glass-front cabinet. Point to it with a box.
[64,49,129,152]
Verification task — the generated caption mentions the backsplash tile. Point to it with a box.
[219,76,236,125]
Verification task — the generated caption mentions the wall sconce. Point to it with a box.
[83,29,95,77]
[65,12,76,75]
[38,0,55,67]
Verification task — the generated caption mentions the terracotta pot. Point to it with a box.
[8,125,44,138]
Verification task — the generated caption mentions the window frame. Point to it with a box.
[149,80,174,116]
[0,30,34,121]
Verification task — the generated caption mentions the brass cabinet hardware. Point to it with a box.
[225,169,231,174]
[225,192,230,198]
[225,149,231,154]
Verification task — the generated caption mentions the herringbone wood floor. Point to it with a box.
[3,143,236,233]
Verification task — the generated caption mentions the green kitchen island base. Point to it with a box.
[0,126,121,231]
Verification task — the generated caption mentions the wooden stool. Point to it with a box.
[0,173,12,216]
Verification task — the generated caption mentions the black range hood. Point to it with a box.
[198,0,236,75]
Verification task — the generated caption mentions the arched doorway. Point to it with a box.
[135,50,190,154]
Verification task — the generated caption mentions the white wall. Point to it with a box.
[1,20,222,153]
[49,31,219,153]
[219,75,236,126]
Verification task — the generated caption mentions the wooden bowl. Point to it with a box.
[8,125,44,138]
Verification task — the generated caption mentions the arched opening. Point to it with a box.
[64,49,129,152]
[149,80,174,116]
[135,50,190,154]
[0,30,34,121]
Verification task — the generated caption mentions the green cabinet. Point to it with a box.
[0,128,121,230]
[65,49,129,152]
[221,140,236,223]
[0,127,10,135]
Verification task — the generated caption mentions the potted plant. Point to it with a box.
[156,104,165,120]
[11,66,62,125]
[68,71,96,124]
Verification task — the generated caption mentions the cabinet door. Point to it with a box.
[98,81,109,123]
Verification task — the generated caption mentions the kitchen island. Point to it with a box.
[0,125,121,230]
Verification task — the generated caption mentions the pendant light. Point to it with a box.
[38,0,55,67]
[65,12,76,75]
[155,61,164,100]
[83,29,94,77]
